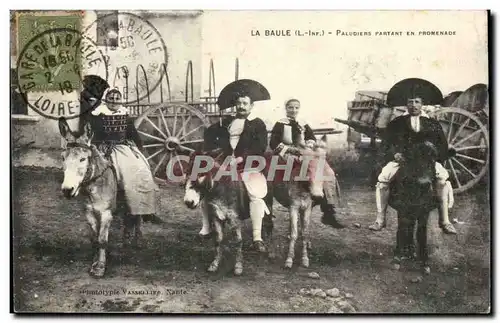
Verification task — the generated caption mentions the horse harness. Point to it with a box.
[65,142,118,187]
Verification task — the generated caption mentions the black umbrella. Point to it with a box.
[82,75,110,100]
[386,78,443,107]
[216,79,271,110]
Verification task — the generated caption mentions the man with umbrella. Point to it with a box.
[198,79,270,252]
[368,78,457,235]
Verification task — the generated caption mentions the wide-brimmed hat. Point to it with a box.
[386,78,443,107]
[217,79,271,110]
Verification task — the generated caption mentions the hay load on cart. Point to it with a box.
[335,78,489,194]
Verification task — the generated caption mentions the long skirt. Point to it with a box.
[106,144,160,216]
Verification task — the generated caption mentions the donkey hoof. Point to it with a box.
[302,257,310,268]
[90,261,106,278]
[422,266,431,275]
[234,263,243,276]
[284,258,293,269]
[268,250,277,260]
[207,262,219,273]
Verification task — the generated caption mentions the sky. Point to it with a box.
[199,10,488,135]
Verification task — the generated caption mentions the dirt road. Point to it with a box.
[12,167,490,313]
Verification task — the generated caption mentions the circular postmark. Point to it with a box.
[16,27,108,120]
[83,12,168,105]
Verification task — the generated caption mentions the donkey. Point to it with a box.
[183,135,333,273]
[58,118,144,277]
[268,135,332,269]
[388,141,444,275]
[183,150,274,276]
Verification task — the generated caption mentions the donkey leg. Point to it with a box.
[263,214,275,259]
[208,220,223,273]
[285,207,299,269]
[300,207,312,268]
[132,215,142,248]
[233,222,244,276]
[85,207,99,248]
[90,209,113,278]
[84,207,100,271]
[417,213,431,274]
[405,217,417,259]
[393,213,408,270]
[122,214,134,247]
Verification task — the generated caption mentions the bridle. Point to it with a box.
[65,142,115,187]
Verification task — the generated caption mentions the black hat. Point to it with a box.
[386,78,443,107]
[217,79,271,110]
[82,75,110,100]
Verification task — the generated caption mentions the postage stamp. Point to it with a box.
[10,10,490,315]
[83,11,168,104]
[16,27,108,120]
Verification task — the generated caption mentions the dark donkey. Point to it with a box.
[389,141,446,274]
[183,149,275,276]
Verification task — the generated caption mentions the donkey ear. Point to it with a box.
[320,134,328,143]
[58,117,72,140]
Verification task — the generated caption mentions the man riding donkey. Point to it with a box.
[368,78,457,235]
[77,75,161,242]
[269,97,345,229]
[197,79,271,252]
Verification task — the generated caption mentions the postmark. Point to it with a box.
[16,27,108,120]
[82,12,168,105]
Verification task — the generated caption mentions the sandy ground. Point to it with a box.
[12,167,490,313]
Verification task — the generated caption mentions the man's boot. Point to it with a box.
[369,182,389,231]
[319,199,345,228]
[319,181,345,228]
[437,180,457,235]
[250,198,267,253]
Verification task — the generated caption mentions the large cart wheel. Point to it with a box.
[431,108,489,194]
[134,103,210,182]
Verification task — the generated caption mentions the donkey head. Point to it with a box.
[393,141,438,210]
[59,118,94,198]
[183,149,223,209]
[301,135,329,199]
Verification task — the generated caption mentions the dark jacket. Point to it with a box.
[382,114,449,163]
[269,118,316,151]
[204,116,268,162]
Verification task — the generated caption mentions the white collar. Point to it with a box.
[233,113,258,121]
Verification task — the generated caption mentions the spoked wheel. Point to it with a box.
[431,108,489,194]
[134,103,210,182]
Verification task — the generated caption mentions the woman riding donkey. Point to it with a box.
[78,75,161,240]
[269,97,345,229]
[197,79,272,253]
[368,79,456,235]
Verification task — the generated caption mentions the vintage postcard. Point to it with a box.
[11,10,490,314]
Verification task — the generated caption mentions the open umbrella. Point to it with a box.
[82,75,110,100]
[216,79,271,110]
[386,78,443,107]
